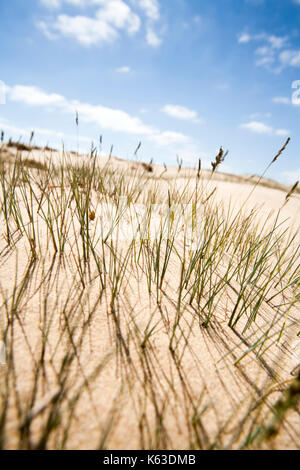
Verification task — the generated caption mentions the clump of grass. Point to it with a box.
[7,140,33,152]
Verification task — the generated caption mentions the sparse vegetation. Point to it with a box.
[0,137,299,450]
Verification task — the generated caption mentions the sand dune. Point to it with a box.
[0,144,299,449]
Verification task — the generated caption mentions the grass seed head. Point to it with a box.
[211,146,228,173]
[271,137,290,164]
[285,181,299,202]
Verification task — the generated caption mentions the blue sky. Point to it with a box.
[0,0,300,183]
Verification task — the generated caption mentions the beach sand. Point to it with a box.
[0,145,299,450]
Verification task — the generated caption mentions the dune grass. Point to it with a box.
[0,138,299,450]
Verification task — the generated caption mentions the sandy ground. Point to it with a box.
[0,145,299,450]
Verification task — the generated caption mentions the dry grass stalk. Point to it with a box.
[211,147,228,173]
[272,137,291,164]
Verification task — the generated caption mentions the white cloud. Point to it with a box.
[116,66,131,73]
[255,56,274,67]
[255,46,270,56]
[238,32,287,48]
[240,121,290,137]
[146,27,161,46]
[39,0,163,47]
[71,99,155,134]
[9,85,65,106]
[39,1,141,46]
[51,14,117,46]
[149,131,190,146]
[275,129,290,137]
[279,49,300,68]
[6,84,153,134]
[238,31,292,71]
[238,33,251,44]
[272,96,291,105]
[136,1,162,46]
[5,83,191,145]
[162,104,202,123]
[137,0,160,21]
[41,0,161,17]
[38,21,58,40]
[267,35,288,50]
[40,0,92,8]
[97,1,140,33]
[240,121,273,134]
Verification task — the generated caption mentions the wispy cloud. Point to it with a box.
[237,31,294,72]
[240,121,273,134]
[9,85,65,106]
[239,121,290,136]
[272,96,291,105]
[5,83,191,146]
[146,27,161,46]
[275,129,290,137]
[238,32,288,49]
[149,131,190,146]
[7,84,154,134]
[279,49,300,68]
[116,66,132,73]
[137,0,160,21]
[238,32,252,44]
[137,0,162,46]
[161,104,203,123]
